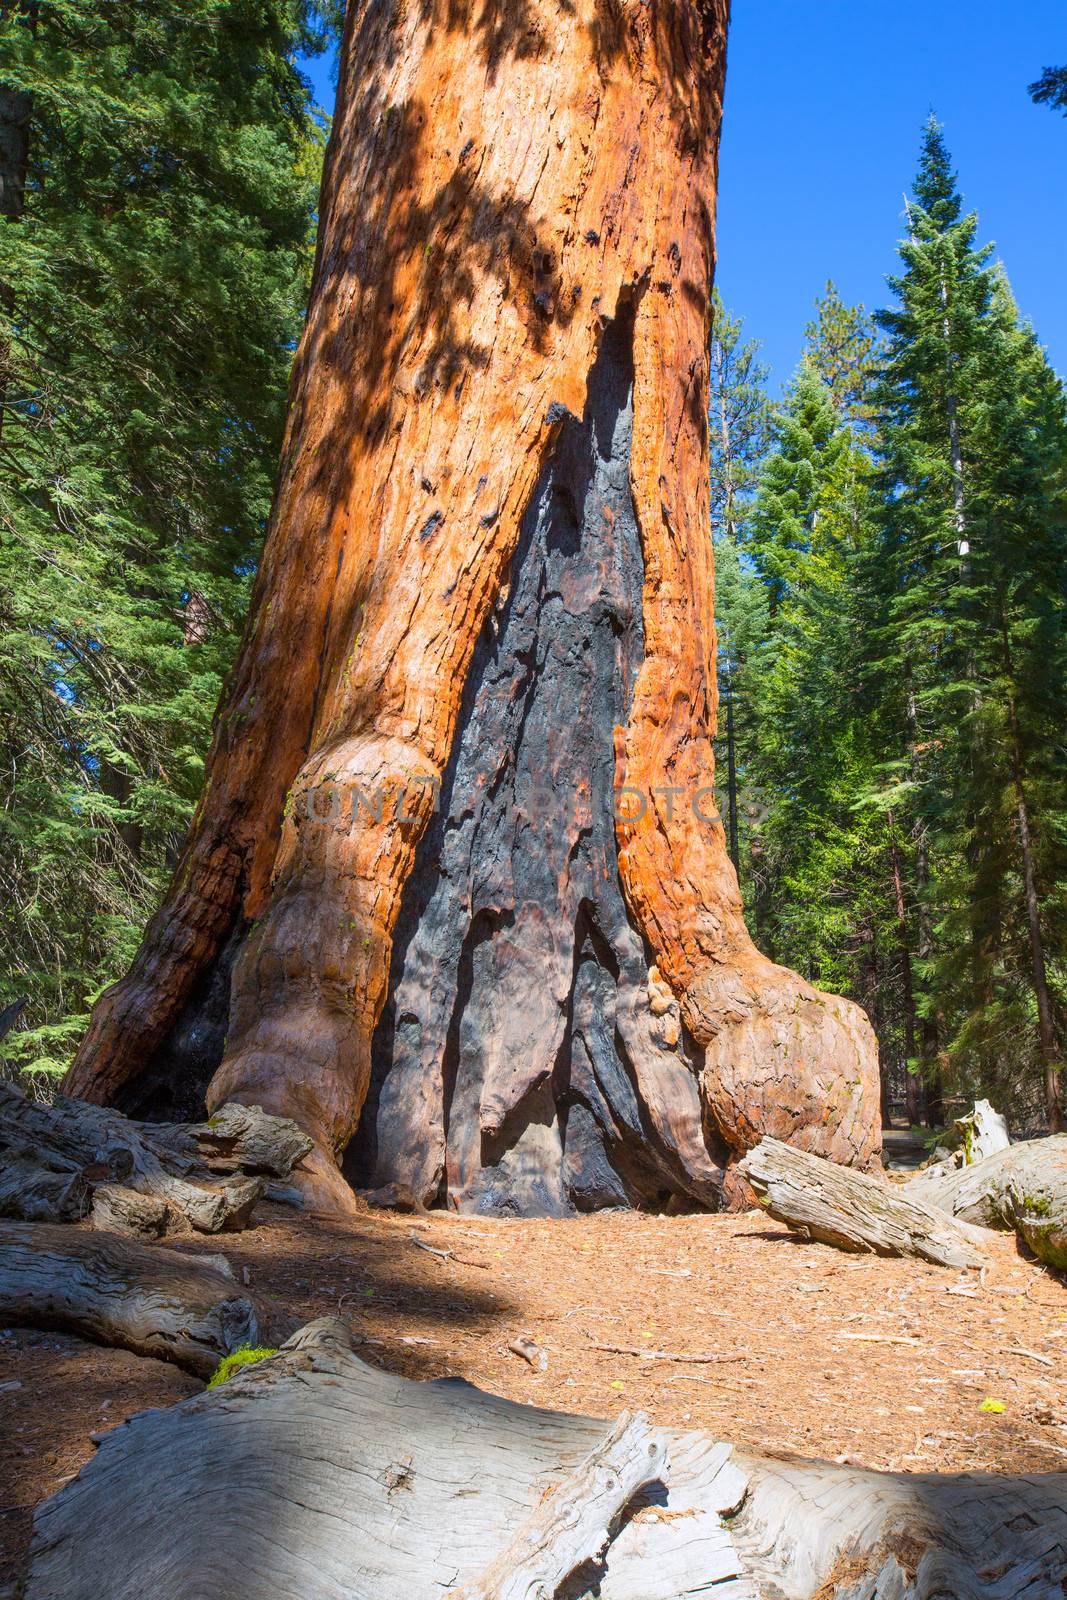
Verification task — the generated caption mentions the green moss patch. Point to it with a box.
[207,1345,279,1389]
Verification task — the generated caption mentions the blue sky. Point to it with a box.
[300,2,1065,390]
[716,0,1065,389]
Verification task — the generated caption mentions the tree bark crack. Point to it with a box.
[351,304,719,1214]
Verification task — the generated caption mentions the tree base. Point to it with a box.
[63,1,882,1211]
[348,314,723,1215]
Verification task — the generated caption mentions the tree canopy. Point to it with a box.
[713,119,1067,1127]
[0,0,335,1075]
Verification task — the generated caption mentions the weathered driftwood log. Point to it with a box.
[449,1411,666,1600]
[738,1137,988,1269]
[954,1098,1010,1162]
[23,1317,1067,1600]
[0,1081,311,1234]
[906,1134,1067,1269]
[0,1222,259,1376]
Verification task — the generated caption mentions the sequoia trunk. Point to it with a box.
[67,0,881,1213]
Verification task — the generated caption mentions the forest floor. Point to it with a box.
[2,1200,1066,1582]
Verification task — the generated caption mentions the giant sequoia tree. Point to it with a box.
[66,0,881,1214]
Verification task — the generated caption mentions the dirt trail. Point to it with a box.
[2,1205,1065,1583]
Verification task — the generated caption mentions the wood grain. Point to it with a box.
[0,1222,258,1376]
[738,1136,989,1269]
[22,1315,1067,1599]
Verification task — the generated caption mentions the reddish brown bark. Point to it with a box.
[66,0,882,1212]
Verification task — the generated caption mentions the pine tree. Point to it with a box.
[743,355,891,1056]
[803,282,880,427]
[0,1,335,1077]
[709,291,772,547]
[871,117,1067,1127]
[749,363,849,612]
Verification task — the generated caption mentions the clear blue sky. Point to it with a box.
[299,2,1065,390]
[717,0,1066,389]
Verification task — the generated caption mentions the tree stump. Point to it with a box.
[955,1098,1010,1163]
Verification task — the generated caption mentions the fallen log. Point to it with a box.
[149,1100,316,1178]
[905,1134,1067,1269]
[0,1081,311,1234]
[448,1411,665,1600]
[21,1316,1067,1600]
[0,1125,89,1223]
[90,1184,170,1238]
[0,1222,260,1377]
[737,1137,989,1269]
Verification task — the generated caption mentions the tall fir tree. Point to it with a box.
[709,290,772,547]
[870,117,1067,1127]
[749,363,850,613]
[741,343,903,1110]
[0,0,336,1077]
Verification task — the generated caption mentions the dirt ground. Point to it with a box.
[2,1202,1065,1584]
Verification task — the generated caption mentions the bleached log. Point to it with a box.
[22,1317,1067,1600]
[0,1081,310,1234]
[737,1137,988,1269]
[906,1134,1067,1269]
[448,1411,666,1600]
[0,1221,258,1376]
[955,1098,1010,1163]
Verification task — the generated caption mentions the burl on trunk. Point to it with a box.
[66,0,881,1213]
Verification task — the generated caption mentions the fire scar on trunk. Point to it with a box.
[352,308,723,1214]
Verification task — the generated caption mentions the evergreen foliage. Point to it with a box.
[869,118,1067,1123]
[1030,65,1067,116]
[708,293,771,872]
[803,282,880,427]
[0,1,334,1078]
[713,121,1066,1128]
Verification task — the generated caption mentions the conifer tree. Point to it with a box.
[743,352,891,1072]
[709,291,772,547]
[749,364,849,612]
[803,282,880,428]
[709,294,771,876]
[871,118,1066,1127]
[0,0,334,1075]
